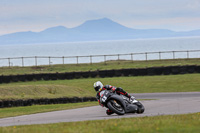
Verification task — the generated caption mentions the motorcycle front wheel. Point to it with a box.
[107,100,125,115]
[134,102,145,114]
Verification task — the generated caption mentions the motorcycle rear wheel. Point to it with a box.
[107,100,125,115]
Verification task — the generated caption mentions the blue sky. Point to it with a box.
[0,0,200,35]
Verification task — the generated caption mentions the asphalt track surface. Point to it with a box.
[0,92,200,127]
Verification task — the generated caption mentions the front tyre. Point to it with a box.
[134,102,145,114]
[107,100,125,115]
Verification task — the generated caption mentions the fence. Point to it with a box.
[0,50,200,67]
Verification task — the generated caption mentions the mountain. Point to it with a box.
[0,18,200,45]
[73,18,134,33]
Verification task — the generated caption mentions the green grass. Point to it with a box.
[0,73,200,100]
[1,113,200,133]
[1,58,200,75]
[0,101,98,118]
[0,59,199,132]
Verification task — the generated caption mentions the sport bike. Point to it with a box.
[99,90,145,115]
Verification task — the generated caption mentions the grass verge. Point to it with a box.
[0,101,98,118]
[0,73,200,100]
[1,113,200,133]
[1,58,200,75]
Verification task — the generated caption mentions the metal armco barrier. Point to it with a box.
[0,65,200,84]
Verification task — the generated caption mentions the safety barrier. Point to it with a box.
[0,97,97,108]
[1,50,200,67]
[0,65,200,84]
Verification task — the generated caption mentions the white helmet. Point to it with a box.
[94,81,103,92]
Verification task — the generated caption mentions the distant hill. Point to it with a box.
[0,18,200,45]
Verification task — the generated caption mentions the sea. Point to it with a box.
[0,36,200,67]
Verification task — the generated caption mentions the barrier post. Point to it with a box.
[159,52,161,60]
[104,55,106,65]
[173,51,175,59]
[49,57,51,66]
[8,58,10,67]
[76,56,79,65]
[22,57,24,67]
[35,56,37,66]
[62,56,65,64]
[145,53,148,61]
[118,54,120,64]
[131,53,133,62]
[90,56,92,65]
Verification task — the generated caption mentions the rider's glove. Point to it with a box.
[111,87,116,92]
[129,96,135,102]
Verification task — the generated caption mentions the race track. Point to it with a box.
[0,92,200,127]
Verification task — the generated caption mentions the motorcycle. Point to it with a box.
[99,90,145,115]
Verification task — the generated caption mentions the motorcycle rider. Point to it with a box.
[93,81,134,115]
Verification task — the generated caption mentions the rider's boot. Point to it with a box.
[106,109,114,115]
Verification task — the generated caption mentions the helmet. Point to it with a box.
[94,81,103,92]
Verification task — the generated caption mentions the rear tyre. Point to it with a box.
[107,100,125,115]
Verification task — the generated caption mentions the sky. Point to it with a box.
[0,0,200,35]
